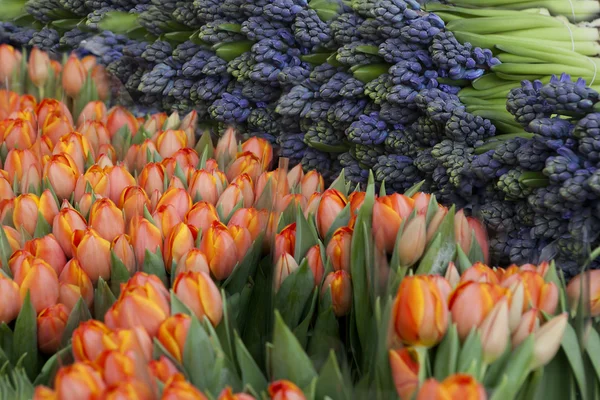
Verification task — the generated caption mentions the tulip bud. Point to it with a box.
[33,385,56,400]
[230,225,252,263]
[241,137,273,170]
[287,164,304,188]
[326,226,353,273]
[163,375,208,400]
[37,303,69,354]
[501,271,558,315]
[305,245,324,286]
[28,48,50,88]
[566,269,600,317]
[227,208,267,242]
[200,220,238,280]
[175,249,210,276]
[389,348,419,400]
[478,298,510,364]
[41,111,74,146]
[0,274,21,323]
[173,271,223,326]
[163,222,197,270]
[0,45,21,83]
[149,356,183,384]
[88,198,125,242]
[106,106,140,139]
[157,314,191,363]
[445,262,460,289]
[372,194,414,253]
[73,165,110,203]
[348,192,366,217]
[449,281,510,340]
[274,253,300,293]
[53,132,94,174]
[426,206,448,244]
[77,101,107,126]
[13,194,39,236]
[274,223,297,262]
[508,281,525,333]
[0,174,14,200]
[217,183,246,218]
[215,127,238,166]
[43,153,79,200]
[156,187,193,221]
[179,110,197,145]
[461,262,500,284]
[185,201,220,233]
[62,55,87,97]
[157,129,188,158]
[511,308,539,349]
[316,189,348,239]
[54,362,107,400]
[91,65,109,100]
[268,380,306,400]
[397,214,427,267]
[19,258,60,313]
[417,374,487,400]
[24,234,67,276]
[226,151,262,183]
[78,120,111,154]
[0,118,36,150]
[322,270,352,317]
[131,217,163,267]
[58,259,94,310]
[455,210,472,255]
[218,387,256,400]
[392,276,449,347]
[103,378,155,400]
[52,207,88,258]
[531,313,568,369]
[71,320,113,362]
[111,234,136,275]
[4,148,39,187]
[3,226,20,254]
[71,228,111,284]
[119,186,151,225]
[188,169,223,205]
[467,217,489,264]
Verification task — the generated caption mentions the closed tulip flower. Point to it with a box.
[41,111,73,146]
[105,163,136,203]
[430,275,453,302]
[4,148,39,186]
[0,275,21,323]
[104,280,171,337]
[215,126,237,165]
[274,223,297,262]
[531,313,568,369]
[106,106,139,139]
[0,45,21,82]
[43,153,79,200]
[449,282,511,340]
[185,201,220,233]
[37,303,69,354]
[306,245,324,286]
[227,208,268,242]
[28,48,50,88]
[72,228,111,284]
[103,378,156,400]
[130,217,163,267]
[389,348,419,400]
[218,387,256,400]
[372,194,415,253]
[3,226,20,254]
[162,375,208,400]
[78,120,111,154]
[226,151,262,183]
[91,65,110,101]
[96,350,138,386]
[230,225,253,263]
[454,210,473,256]
[0,118,36,150]
[326,227,353,273]
[88,198,125,242]
[175,249,210,276]
[156,187,192,221]
[54,362,107,400]
[501,271,558,315]
[19,258,60,313]
[316,189,348,239]
[53,132,94,174]
[511,308,540,348]
[156,129,188,158]
[231,174,255,207]
[188,169,223,205]
[9,250,34,279]
[72,320,113,362]
[268,380,306,400]
[33,385,57,400]
[173,271,223,327]
[163,222,198,270]
[200,220,238,281]
[287,164,304,188]
[348,191,366,217]
[392,276,449,347]
[52,207,87,258]
[478,299,510,364]
[58,259,94,310]
[157,314,191,363]
[119,186,151,225]
[566,270,600,317]
[73,165,110,203]
[417,374,487,400]
[62,55,87,97]
[461,263,500,284]
[111,234,136,275]
[0,173,14,200]
[426,206,448,244]
[300,170,324,200]
[149,356,183,384]
[24,234,67,276]
[77,101,107,126]
[241,137,273,170]
[397,215,427,267]
[76,193,100,220]
[13,194,40,237]
[321,270,352,317]
[467,217,489,264]
[274,253,300,293]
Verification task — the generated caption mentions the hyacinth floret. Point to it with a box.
[385,84,419,107]
[241,81,281,102]
[276,85,314,117]
[278,133,308,165]
[378,38,431,65]
[414,148,438,174]
[506,79,551,127]
[249,63,282,86]
[543,148,581,184]
[327,98,368,129]
[247,107,280,135]
[379,102,419,125]
[492,137,529,166]
[227,52,256,81]
[444,109,496,146]
[292,9,332,49]
[192,75,231,103]
[527,117,573,138]
[209,92,251,123]
[567,208,600,241]
[138,6,171,35]
[251,39,288,66]
[198,21,245,44]
[330,12,364,45]
[301,146,333,174]
[303,100,332,121]
[138,63,177,96]
[399,14,444,46]
[540,74,599,114]
[573,112,600,139]
[410,116,444,147]
[339,152,369,186]
[578,136,600,163]
[374,154,421,192]
[431,139,472,167]
[508,229,540,265]
[309,63,345,85]
[337,42,382,66]
[172,41,203,64]
[305,121,348,149]
[169,78,195,101]
[559,168,594,204]
[173,2,203,28]
[29,27,60,53]
[59,0,90,16]
[388,60,422,87]
[123,40,148,60]
[193,0,222,22]
[319,72,352,100]
[471,150,508,183]
[479,201,515,233]
[358,18,386,42]
[278,65,311,87]
[263,0,307,22]
[346,112,389,145]
[352,144,386,168]
[59,28,92,49]
[107,58,137,83]
[141,40,172,64]
[220,0,246,21]
[241,16,289,42]
[497,168,533,200]
[515,139,551,171]
[201,55,228,76]
[384,129,420,157]
[365,75,393,104]
[371,0,421,29]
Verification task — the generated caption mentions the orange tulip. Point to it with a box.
[274,223,297,262]
[32,385,57,400]
[111,234,136,275]
[254,169,289,206]
[130,217,163,267]
[179,110,197,145]
[156,187,192,221]
[392,276,449,347]
[214,126,238,166]
[0,44,21,83]
[389,348,419,400]
[268,380,306,400]
[467,217,489,264]
[78,120,111,153]
[95,350,139,386]
[326,226,353,272]
[0,90,20,119]
[454,210,474,256]
[173,271,223,326]
[226,151,262,183]
[172,147,199,169]
[274,253,300,293]
[8,250,34,279]
[106,106,139,138]
[461,263,500,285]
[348,191,366,217]
[41,111,74,145]
[13,193,40,237]
[4,148,39,185]
[316,189,348,239]
[103,378,155,400]
[104,279,170,337]
[229,225,253,263]
[372,194,415,253]
[277,194,307,213]
[76,192,99,220]
[287,164,304,188]
[54,362,107,400]
[156,129,188,158]
[0,274,21,323]
[157,314,191,363]
[241,137,273,170]
[417,374,487,400]
[567,269,600,317]
[37,303,69,354]
[150,204,180,239]
[71,228,111,284]
[531,313,568,369]
[449,281,511,340]
[200,220,238,280]
[305,244,324,285]
[24,234,67,276]
[163,222,197,270]
[137,162,165,196]
[77,101,107,126]
[58,258,94,310]
[511,308,539,348]
[175,249,210,276]
[119,186,150,225]
[397,214,427,267]
[430,275,453,302]
[231,173,255,207]
[37,98,73,126]
[73,165,110,203]
[321,270,352,317]
[52,206,87,258]
[411,192,431,214]
[0,173,14,200]
[217,183,246,219]
[149,356,183,384]
[185,201,220,233]
[62,55,87,97]
[91,65,110,101]
[18,258,60,313]
[3,226,20,254]
[501,271,558,315]
[72,320,114,362]
[28,48,50,88]
[227,208,268,242]
[478,298,510,363]
[43,153,79,200]
[0,118,36,150]
[0,198,13,226]
[53,132,94,174]
[300,170,324,200]
[187,170,223,205]
[218,387,256,400]
[87,198,125,242]
[162,375,208,400]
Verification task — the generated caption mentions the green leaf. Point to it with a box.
[328,169,347,195]
[301,53,334,65]
[142,248,168,287]
[490,336,535,400]
[215,40,255,62]
[324,203,351,243]
[316,351,350,400]
[223,234,264,295]
[218,23,242,33]
[455,245,473,274]
[109,250,131,297]
[33,345,73,387]
[561,323,588,400]
[275,261,315,329]
[586,328,600,383]
[170,290,193,316]
[234,331,268,394]
[61,297,92,349]
[456,328,482,375]
[13,292,38,380]
[183,317,217,392]
[292,288,318,348]
[270,311,317,388]
[434,323,460,380]
[97,11,139,33]
[0,226,13,278]
[195,130,214,164]
[294,209,318,263]
[415,206,456,275]
[307,305,341,371]
[0,324,13,367]
[352,63,393,83]
[162,31,194,42]
[93,278,116,322]
[32,211,52,238]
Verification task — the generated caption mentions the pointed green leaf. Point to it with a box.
[170,290,193,316]
[0,226,13,278]
[61,297,92,348]
[33,345,74,386]
[275,261,315,329]
[143,248,168,287]
[416,206,456,275]
[316,351,350,400]
[561,323,588,399]
[13,292,38,380]
[234,331,268,394]
[94,278,116,322]
[109,250,131,297]
[434,323,460,380]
